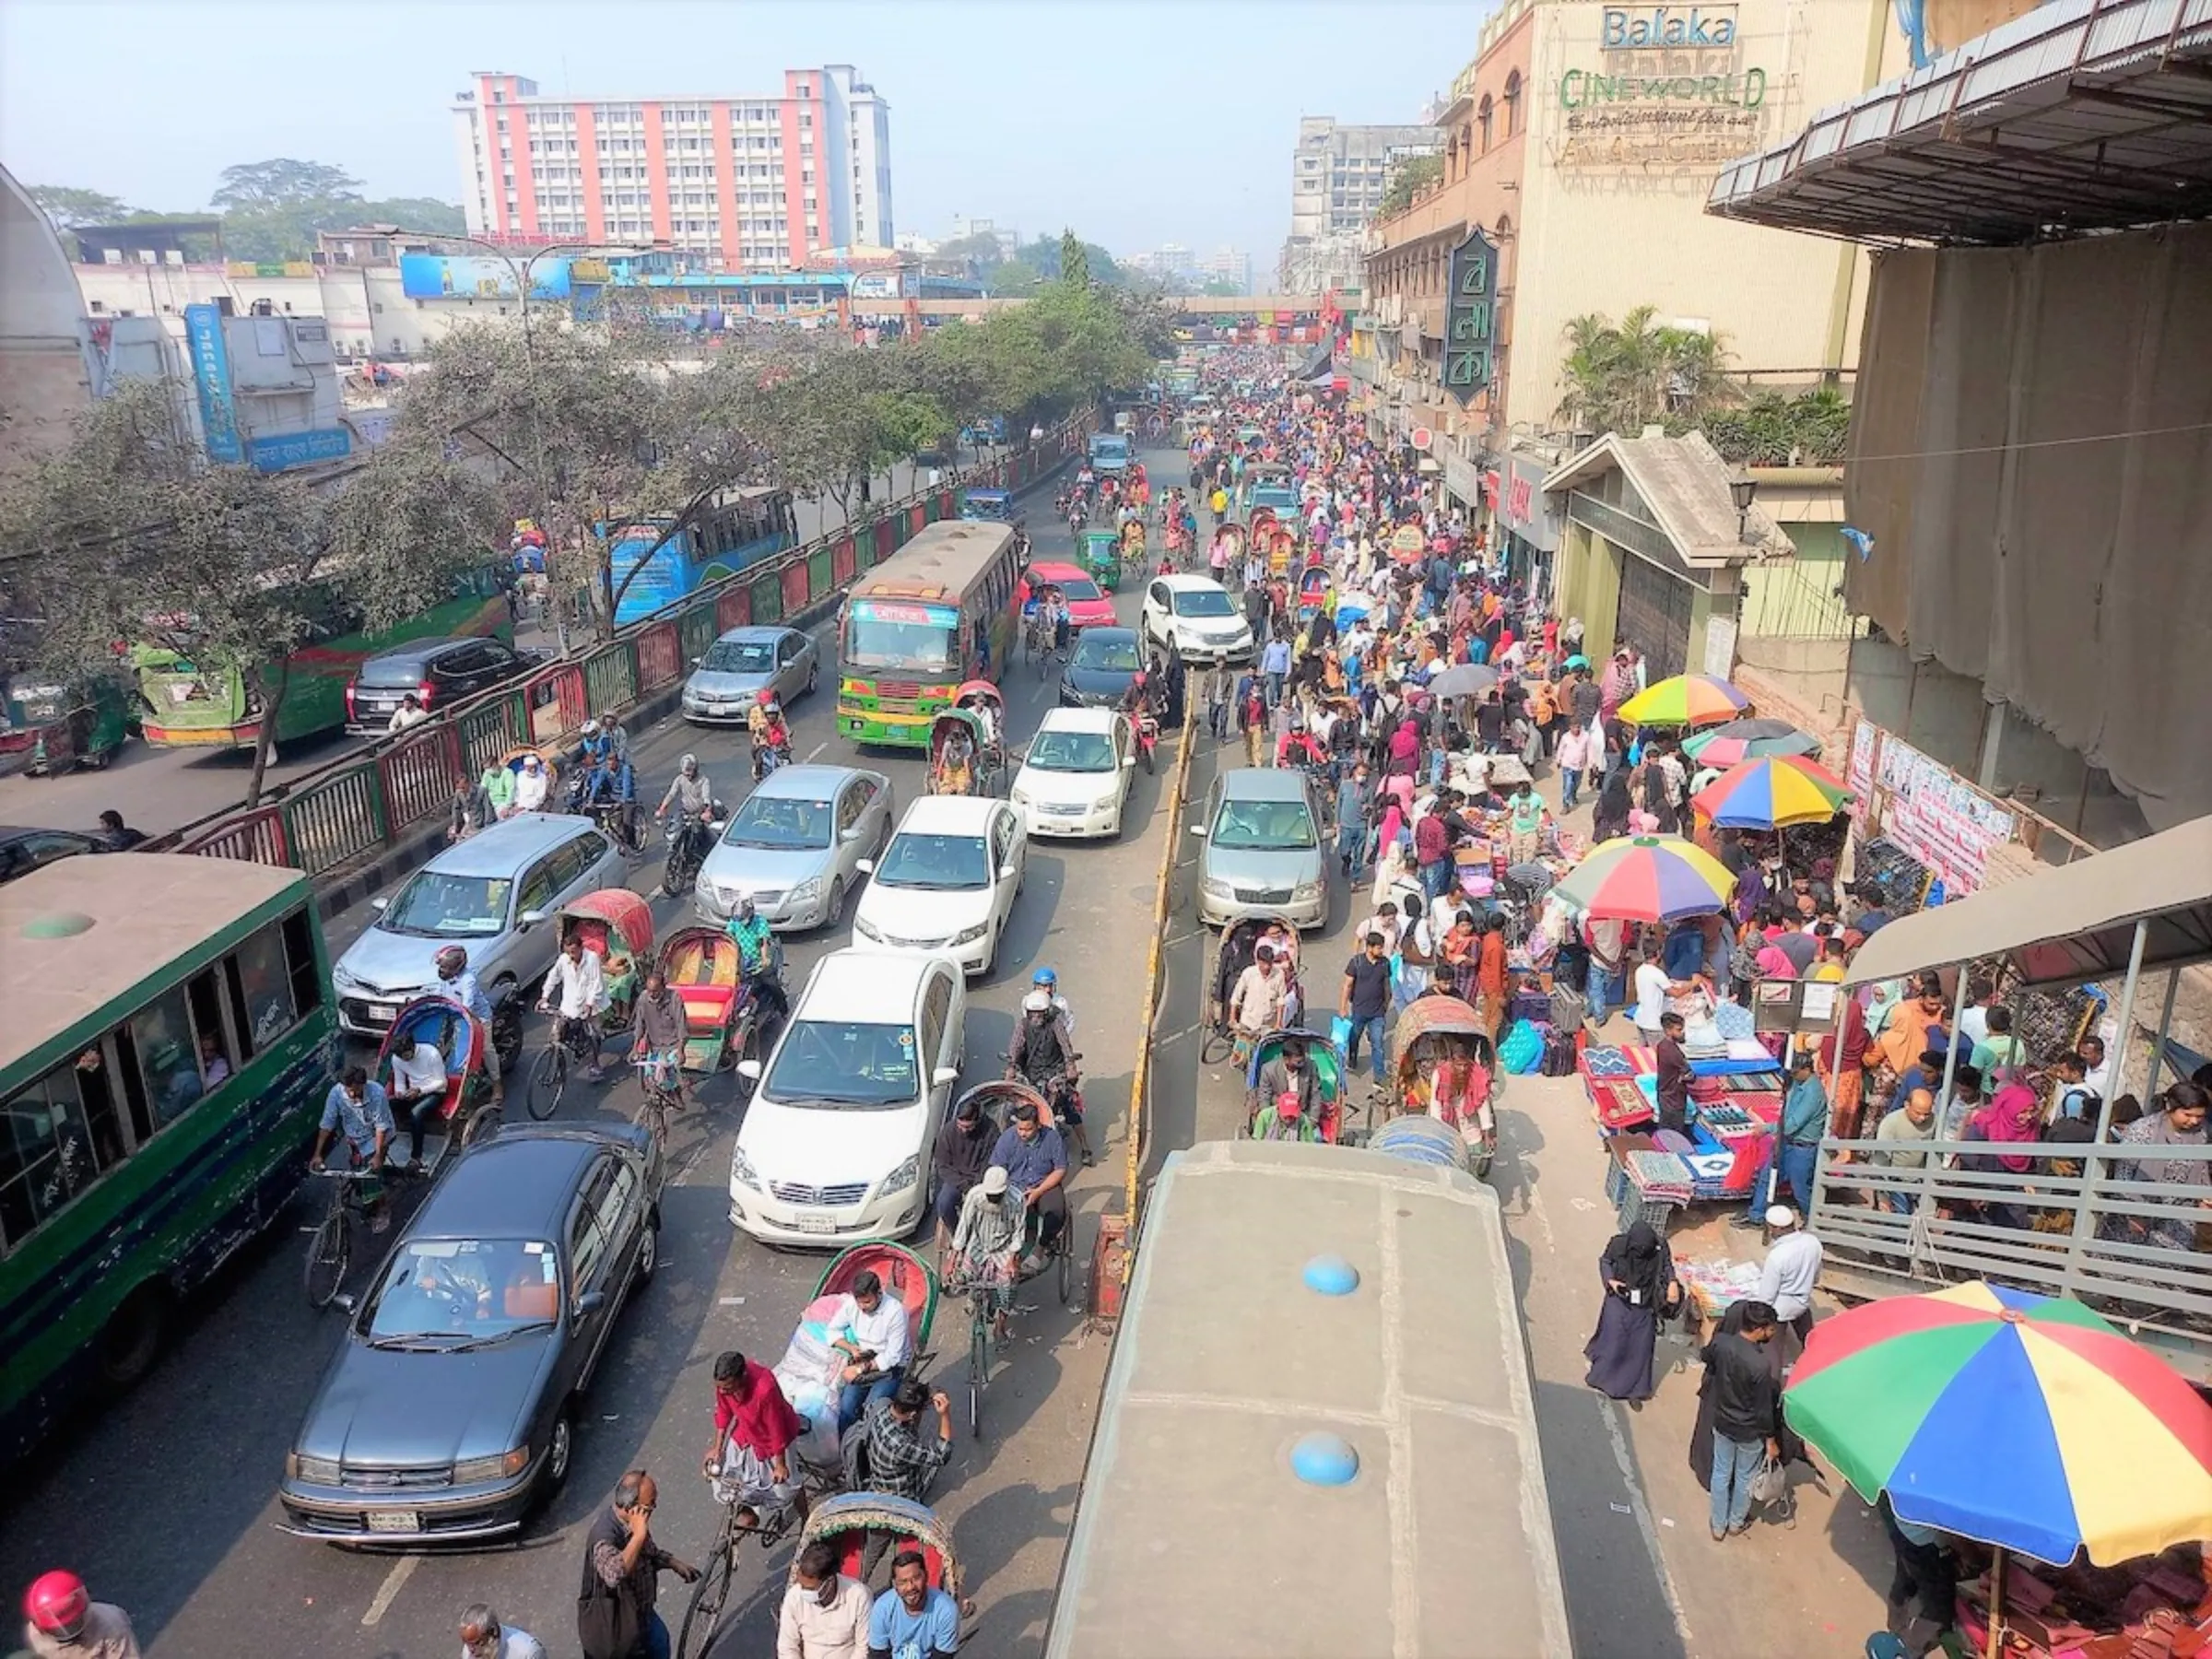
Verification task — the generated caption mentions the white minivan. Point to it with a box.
[728,949,966,1245]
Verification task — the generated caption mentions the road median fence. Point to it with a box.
[152,421,1090,897]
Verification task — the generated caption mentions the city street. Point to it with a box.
[0,448,1898,1658]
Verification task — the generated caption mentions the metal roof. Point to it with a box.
[1842,814,2212,989]
[1707,0,2212,245]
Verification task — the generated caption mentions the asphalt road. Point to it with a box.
[0,451,1145,1659]
[0,454,970,842]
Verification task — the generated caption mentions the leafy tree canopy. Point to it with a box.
[1377,154,1443,219]
[27,185,134,228]
[1554,305,1738,436]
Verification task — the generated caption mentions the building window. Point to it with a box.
[1477,95,1494,152]
[1504,71,1523,136]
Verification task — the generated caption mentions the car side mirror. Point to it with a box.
[855,858,874,875]
[573,1290,606,1319]
[1189,824,1208,838]
[519,909,547,927]
[370,896,389,912]
[688,655,701,666]
[736,1059,764,1081]
[1123,755,1137,769]
[932,1066,960,1089]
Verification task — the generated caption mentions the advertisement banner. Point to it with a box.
[247,428,352,472]
[398,253,572,300]
[182,303,243,464]
[1443,227,1500,405]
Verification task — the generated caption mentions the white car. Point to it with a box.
[851,794,1027,977]
[729,950,965,1245]
[1011,707,1137,840]
[1140,572,1254,666]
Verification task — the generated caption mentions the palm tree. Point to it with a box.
[1554,306,1738,436]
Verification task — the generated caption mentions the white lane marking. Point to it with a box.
[804,741,827,762]
[1600,1397,1695,1647]
[360,1553,418,1627]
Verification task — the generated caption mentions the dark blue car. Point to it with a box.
[276,1124,663,1546]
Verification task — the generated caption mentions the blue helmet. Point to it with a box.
[1032,967,1057,988]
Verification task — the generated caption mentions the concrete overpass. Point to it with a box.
[877,293,1330,320]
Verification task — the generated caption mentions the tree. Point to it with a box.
[934,232,1006,274]
[1700,386,1853,466]
[28,185,133,228]
[1201,276,1245,298]
[210,159,362,210]
[356,196,467,234]
[1059,229,1090,290]
[0,380,499,804]
[1377,154,1443,218]
[1554,305,1740,436]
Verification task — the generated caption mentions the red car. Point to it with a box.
[1019,562,1116,631]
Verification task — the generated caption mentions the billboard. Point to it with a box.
[182,303,243,464]
[398,253,572,300]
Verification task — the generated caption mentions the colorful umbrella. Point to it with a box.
[1690,755,1853,830]
[1618,674,1750,728]
[1550,835,1735,923]
[1682,717,1821,768]
[1785,1282,2212,1568]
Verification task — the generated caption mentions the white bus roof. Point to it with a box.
[1047,1140,1572,1659]
[848,520,1018,606]
[0,853,309,1076]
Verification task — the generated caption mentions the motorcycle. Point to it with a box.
[660,801,724,900]
[1135,709,1159,775]
[750,735,792,783]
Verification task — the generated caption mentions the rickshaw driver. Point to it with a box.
[310,1065,395,1232]
[938,722,976,796]
[434,947,504,1106]
[948,1166,1027,1342]
[1040,584,1071,657]
[1006,991,1091,1166]
[629,968,691,1112]
[724,895,782,986]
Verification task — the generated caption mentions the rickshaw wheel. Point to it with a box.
[462,1104,502,1147]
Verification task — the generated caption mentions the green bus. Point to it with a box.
[0,852,337,1463]
[836,520,1023,747]
[134,562,513,752]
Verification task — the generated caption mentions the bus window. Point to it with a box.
[229,922,298,1054]
[282,911,324,1018]
[186,970,236,1093]
[0,1061,124,1249]
[132,986,206,1128]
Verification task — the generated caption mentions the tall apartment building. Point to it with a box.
[452,65,893,271]
[1199,246,1252,294]
[1280,118,1441,291]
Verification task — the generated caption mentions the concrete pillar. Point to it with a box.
[1976,698,2006,792]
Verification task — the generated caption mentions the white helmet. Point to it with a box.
[1023,990,1053,1014]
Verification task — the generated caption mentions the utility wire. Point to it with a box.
[1847,418,2212,465]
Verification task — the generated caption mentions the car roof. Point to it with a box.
[1075,626,1136,644]
[1217,766,1312,802]
[420,811,601,876]
[0,825,101,845]
[1037,706,1120,735]
[755,764,880,799]
[797,948,937,1019]
[1155,573,1227,592]
[712,625,794,644]
[1026,561,1089,582]
[895,794,1003,833]
[362,636,468,665]
[414,1127,611,1236]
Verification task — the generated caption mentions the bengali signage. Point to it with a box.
[182,303,242,465]
[1442,225,1499,406]
[247,428,353,472]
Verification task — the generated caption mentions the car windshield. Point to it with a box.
[359,654,434,688]
[364,1238,559,1346]
[721,795,831,850]
[874,831,990,889]
[763,1019,921,1107]
[1028,730,1116,772]
[1075,634,1140,672]
[846,616,956,674]
[1172,588,1236,619]
[701,639,775,673]
[1055,576,1102,602]
[381,871,512,937]
[1211,797,1319,851]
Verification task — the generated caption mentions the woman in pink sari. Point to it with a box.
[1960,1083,2045,1230]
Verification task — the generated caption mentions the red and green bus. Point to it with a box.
[0,853,336,1463]
[836,521,1022,747]
[133,562,512,751]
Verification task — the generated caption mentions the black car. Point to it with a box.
[276,1124,663,1546]
[345,636,541,735]
[1059,626,1145,710]
[0,826,107,887]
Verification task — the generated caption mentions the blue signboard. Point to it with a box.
[247,428,353,472]
[182,303,243,464]
[398,253,571,300]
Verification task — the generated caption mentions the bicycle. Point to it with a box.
[675,1450,843,1659]
[525,1007,606,1121]
[951,1208,1074,1440]
[630,1053,687,1149]
[303,1167,383,1309]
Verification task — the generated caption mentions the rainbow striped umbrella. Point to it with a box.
[1550,835,1735,924]
[1617,674,1750,728]
[1785,1282,2212,1567]
[1682,718,1821,768]
[1690,755,1853,830]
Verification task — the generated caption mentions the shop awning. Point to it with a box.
[1706,0,2212,245]
[1841,815,2212,989]
[1298,344,1336,383]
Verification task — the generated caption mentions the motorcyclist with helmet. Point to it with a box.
[723,896,789,1024]
[20,1570,139,1659]
[747,690,792,781]
[1006,988,1089,1167]
[434,946,505,1104]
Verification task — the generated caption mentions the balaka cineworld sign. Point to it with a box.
[1601,6,1738,48]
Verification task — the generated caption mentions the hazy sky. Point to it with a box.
[2,0,1481,258]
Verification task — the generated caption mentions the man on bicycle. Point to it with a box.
[948,1166,1027,1341]
[310,1065,394,1231]
[1041,584,1071,658]
[701,1349,808,1533]
[629,967,689,1112]
[537,933,607,1083]
[434,946,504,1106]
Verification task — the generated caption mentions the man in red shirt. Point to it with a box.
[702,1349,809,1531]
[1476,912,1511,1041]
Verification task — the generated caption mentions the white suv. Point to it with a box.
[1141,573,1253,666]
[730,950,966,1245]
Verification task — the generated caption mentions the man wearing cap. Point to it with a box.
[949,1167,1027,1338]
[1755,1206,1824,1350]
[929,1091,998,1260]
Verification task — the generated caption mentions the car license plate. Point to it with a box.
[365,1510,420,1534]
[364,1003,398,1027]
[794,1213,837,1234]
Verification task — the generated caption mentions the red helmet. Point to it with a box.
[24,1571,88,1637]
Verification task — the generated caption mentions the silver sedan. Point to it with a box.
[681,625,819,724]
[695,764,894,932]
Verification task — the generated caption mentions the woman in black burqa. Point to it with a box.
[1583,1220,1682,1403]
